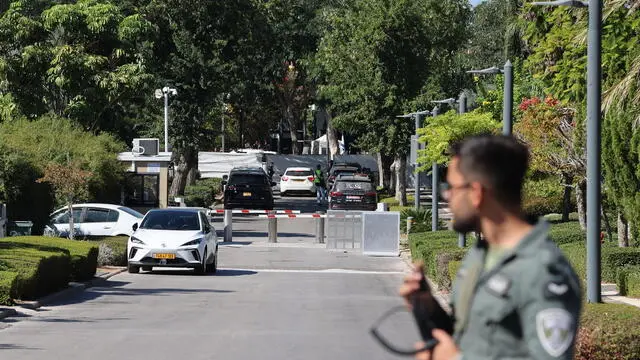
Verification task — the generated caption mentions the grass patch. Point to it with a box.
[575,303,640,360]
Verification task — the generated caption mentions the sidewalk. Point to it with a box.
[0,266,127,321]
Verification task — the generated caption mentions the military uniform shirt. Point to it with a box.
[450,220,582,360]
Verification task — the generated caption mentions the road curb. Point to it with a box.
[2,267,127,318]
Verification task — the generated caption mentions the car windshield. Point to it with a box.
[285,170,312,177]
[332,169,356,177]
[229,174,266,185]
[118,206,144,219]
[335,181,374,192]
[139,211,201,231]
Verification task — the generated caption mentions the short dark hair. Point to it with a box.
[448,134,529,207]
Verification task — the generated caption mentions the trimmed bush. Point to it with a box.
[523,196,565,219]
[0,241,71,301]
[602,248,640,283]
[96,236,128,266]
[575,303,640,360]
[0,270,18,305]
[409,230,468,290]
[617,265,640,298]
[548,221,585,245]
[184,178,223,207]
[6,236,98,281]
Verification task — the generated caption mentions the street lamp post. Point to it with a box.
[154,86,178,152]
[466,60,514,135]
[531,0,600,303]
[431,105,440,231]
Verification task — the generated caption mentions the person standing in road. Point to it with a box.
[400,134,582,360]
[314,164,327,205]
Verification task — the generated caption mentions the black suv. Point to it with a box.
[329,175,377,211]
[223,167,275,209]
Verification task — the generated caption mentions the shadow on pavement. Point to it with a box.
[219,241,253,246]
[43,280,235,307]
[229,231,267,238]
[0,344,43,350]
[213,269,258,276]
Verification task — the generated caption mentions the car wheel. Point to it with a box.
[206,252,217,274]
[195,248,206,275]
[127,263,139,274]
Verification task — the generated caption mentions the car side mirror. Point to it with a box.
[132,223,138,232]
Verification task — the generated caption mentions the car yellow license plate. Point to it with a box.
[153,253,175,259]
[243,192,252,196]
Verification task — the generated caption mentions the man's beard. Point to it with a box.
[452,214,480,233]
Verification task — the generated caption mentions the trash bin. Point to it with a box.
[8,221,33,236]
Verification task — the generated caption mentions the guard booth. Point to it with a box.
[117,138,172,212]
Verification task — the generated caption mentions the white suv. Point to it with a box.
[279,167,316,196]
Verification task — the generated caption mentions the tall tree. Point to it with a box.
[0,0,156,140]
[314,0,471,204]
[143,0,271,196]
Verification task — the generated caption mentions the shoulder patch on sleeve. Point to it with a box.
[536,308,575,357]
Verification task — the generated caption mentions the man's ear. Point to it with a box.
[469,182,484,209]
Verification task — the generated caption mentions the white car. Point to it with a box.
[127,208,218,275]
[280,167,316,196]
[46,203,144,237]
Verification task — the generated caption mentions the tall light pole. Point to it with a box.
[431,105,440,231]
[466,60,514,135]
[531,0,600,303]
[154,86,178,152]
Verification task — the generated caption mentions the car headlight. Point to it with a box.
[181,238,203,247]
[130,236,145,245]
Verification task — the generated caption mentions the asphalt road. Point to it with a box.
[1,195,417,360]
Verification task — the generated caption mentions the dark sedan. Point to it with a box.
[329,175,377,211]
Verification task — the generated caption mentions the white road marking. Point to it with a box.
[219,267,405,275]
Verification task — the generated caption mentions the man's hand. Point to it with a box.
[414,329,461,360]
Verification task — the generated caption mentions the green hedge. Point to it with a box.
[5,236,99,281]
[409,230,468,291]
[617,265,640,298]
[184,178,223,207]
[575,303,640,360]
[0,270,18,305]
[561,242,640,291]
[0,236,100,305]
[523,195,565,219]
[0,241,71,303]
[602,248,640,283]
[548,221,585,245]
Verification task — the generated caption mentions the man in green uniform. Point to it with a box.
[314,164,326,205]
[400,134,582,360]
